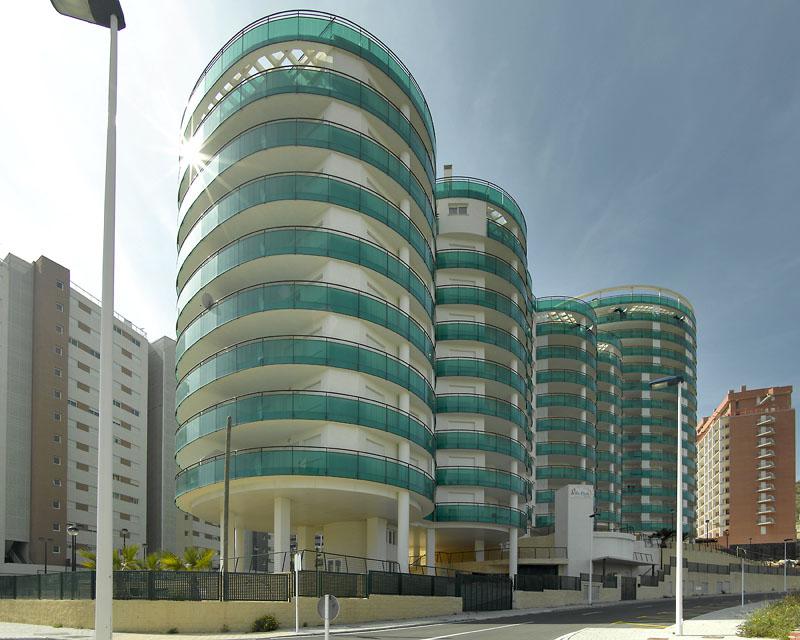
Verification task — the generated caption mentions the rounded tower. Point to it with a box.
[533,297,597,529]
[583,286,697,535]
[174,10,437,570]
[594,332,623,529]
[433,175,533,571]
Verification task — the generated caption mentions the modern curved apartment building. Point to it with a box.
[533,298,597,529]
[433,174,533,569]
[583,286,698,535]
[174,11,438,572]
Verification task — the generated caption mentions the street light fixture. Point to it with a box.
[49,3,125,640]
[649,374,685,635]
[784,539,793,593]
[120,528,130,550]
[67,524,79,572]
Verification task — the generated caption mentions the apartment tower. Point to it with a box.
[696,385,795,545]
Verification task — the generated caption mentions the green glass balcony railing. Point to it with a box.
[596,371,623,388]
[435,321,530,365]
[178,118,435,235]
[436,358,528,395]
[596,351,622,368]
[625,469,696,484]
[536,345,595,368]
[536,466,595,482]
[176,445,434,499]
[535,296,597,323]
[487,219,526,263]
[622,415,696,432]
[596,471,622,484]
[595,511,620,523]
[536,442,596,460]
[623,381,698,405]
[178,172,434,277]
[596,429,621,445]
[623,398,697,419]
[589,293,695,324]
[595,332,622,351]
[624,451,697,469]
[622,504,677,515]
[182,66,434,187]
[596,411,621,427]
[536,320,597,345]
[610,329,696,354]
[436,286,529,335]
[176,335,435,410]
[435,177,527,235]
[182,11,436,154]
[622,346,695,369]
[622,486,695,501]
[436,250,528,299]
[596,390,621,406]
[624,434,697,453]
[428,502,528,529]
[536,490,555,504]
[177,226,434,318]
[595,490,621,503]
[435,431,530,468]
[535,514,555,527]
[595,450,618,463]
[177,281,434,365]
[622,363,697,385]
[536,417,595,437]
[597,310,697,336]
[536,369,596,391]
[536,393,597,414]
[436,467,531,499]
[177,389,434,454]
[436,394,530,436]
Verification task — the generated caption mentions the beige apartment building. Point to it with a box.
[696,385,795,545]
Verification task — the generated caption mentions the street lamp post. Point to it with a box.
[588,512,597,605]
[38,537,53,574]
[67,524,79,572]
[649,375,684,636]
[48,3,125,640]
[120,528,129,551]
[705,519,709,539]
[784,539,792,593]
[738,547,747,606]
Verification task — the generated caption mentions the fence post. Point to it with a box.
[366,571,372,597]
[91,571,96,600]
[147,571,155,600]
[37,574,41,600]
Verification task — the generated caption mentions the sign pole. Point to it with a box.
[295,552,301,634]
[324,594,330,640]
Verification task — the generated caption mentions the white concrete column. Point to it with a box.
[475,538,485,562]
[274,497,291,571]
[220,508,236,571]
[398,440,410,463]
[366,517,388,564]
[397,491,410,572]
[509,527,519,580]
[426,527,436,576]
[400,199,411,216]
[234,526,247,572]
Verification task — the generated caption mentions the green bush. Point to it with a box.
[250,615,279,633]
[739,594,800,639]
[166,628,179,635]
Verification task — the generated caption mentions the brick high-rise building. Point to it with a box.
[696,385,795,545]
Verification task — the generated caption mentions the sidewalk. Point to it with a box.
[566,601,771,640]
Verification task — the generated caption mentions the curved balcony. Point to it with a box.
[597,351,622,369]
[436,321,529,366]
[536,369,596,392]
[435,177,527,236]
[622,363,697,388]
[178,172,434,280]
[436,394,530,437]
[596,490,621,504]
[536,466,595,482]
[596,331,622,352]
[622,346,695,369]
[176,335,436,419]
[610,328,696,355]
[487,220,526,263]
[596,310,697,338]
[536,345,595,369]
[596,470,622,484]
[595,449,618,464]
[428,502,528,530]
[623,486,695,501]
[436,357,528,396]
[536,296,598,324]
[178,118,435,236]
[176,226,434,320]
[181,11,436,155]
[626,469,695,484]
[182,66,434,188]
[176,389,434,461]
[536,417,595,438]
[537,393,597,415]
[436,286,529,336]
[176,445,434,501]
[176,281,434,370]
[586,291,695,325]
[436,250,529,300]
[596,430,621,445]
[436,467,531,500]
[434,430,530,468]
[596,390,621,407]
[596,370,624,388]
[536,321,597,346]
[536,441,596,460]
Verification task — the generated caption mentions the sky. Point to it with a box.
[1,1,798,430]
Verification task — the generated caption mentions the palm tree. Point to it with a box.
[142,551,163,571]
[161,547,215,571]
[78,545,141,570]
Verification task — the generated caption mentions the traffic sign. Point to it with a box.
[317,594,340,620]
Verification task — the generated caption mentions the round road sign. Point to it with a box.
[317,594,340,621]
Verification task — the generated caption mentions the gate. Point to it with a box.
[621,576,637,601]
[459,574,512,611]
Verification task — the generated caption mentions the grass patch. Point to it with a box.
[739,594,800,639]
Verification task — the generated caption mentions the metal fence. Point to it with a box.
[514,574,581,592]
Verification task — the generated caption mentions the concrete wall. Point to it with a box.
[0,595,461,633]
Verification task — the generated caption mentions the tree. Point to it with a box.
[78,545,141,570]
[161,547,215,571]
[142,551,164,571]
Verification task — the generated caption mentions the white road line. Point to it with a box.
[421,623,522,640]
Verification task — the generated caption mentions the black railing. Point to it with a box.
[514,574,581,592]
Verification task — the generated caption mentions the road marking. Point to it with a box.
[421,623,522,639]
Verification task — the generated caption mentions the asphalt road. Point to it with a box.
[279,592,782,640]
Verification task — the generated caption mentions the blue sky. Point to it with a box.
[1,1,798,429]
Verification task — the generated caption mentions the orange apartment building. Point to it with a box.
[696,385,795,545]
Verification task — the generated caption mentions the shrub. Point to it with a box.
[250,615,279,633]
[220,624,230,633]
[166,628,179,635]
[739,594,800,639]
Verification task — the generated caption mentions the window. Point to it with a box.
[76,482,89,492]
[53,367,62,378]
[52,479,61,487]
[52,499,61,509]
[53,412,61,422]
[56,324,64,335]
[387,530,397,545]
[76,503,89,512]
[53,389,62,399]
[76,442,89,452]
[52,522,61,532]
[53,434,61,444]
[52,545,60,554]
[56,280,64,290]
[54,346,63,356]
[53,456,61,465]
[448,204,468,216]
[76,462,89,472]
[56,302,64,313]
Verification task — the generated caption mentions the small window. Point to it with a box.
[448,205,468,216]
[56,302,64,313]
[53,412,62,422]
[52,499,61,509]
[56,324,64,335]
[52,522,61,532]
[53,478,62,487]
[56,280,65,290]
[54,367,62,377]
[54,346,63,356]
[52,545,60,554]
[53,434,61,444]
[53,456,61,465]
[53,389,62,399]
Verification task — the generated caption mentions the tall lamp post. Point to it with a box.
[120,528,130,551]
[588,511,598,605]
[649,374,685,635]
[49,3,125,640]
[738,547,747,607]
[784,538,792,593]
[38,537,53,574]
[67,524,79,572]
